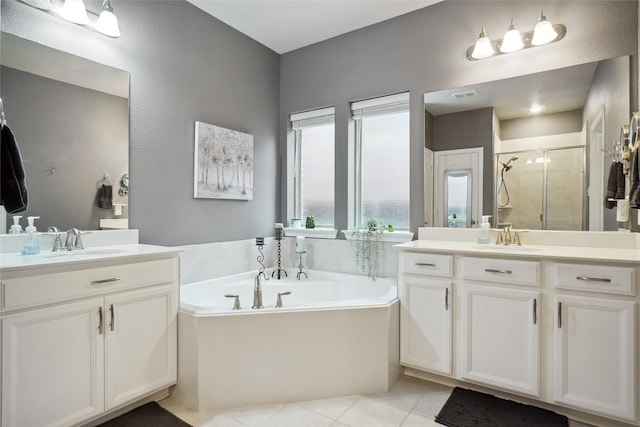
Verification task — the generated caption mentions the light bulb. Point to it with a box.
[531,11,558,46]
[500,19,523,53]
[60,0,89,25]
[22,0,52,10]
[471,27,494,59]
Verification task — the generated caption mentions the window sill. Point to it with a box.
[344,230,414,243]
[283,228,339,239]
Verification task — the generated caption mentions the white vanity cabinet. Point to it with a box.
[460,257,541,397]
[399,252,453,375]
[1,253,179,427]
[553,263,637,422]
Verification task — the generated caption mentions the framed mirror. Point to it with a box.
[425,56,630,231]
[1,32,130,233]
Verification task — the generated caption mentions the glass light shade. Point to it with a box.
[531,13,558,46]
[95,10,121,37]
[500,21,523,53]
[471,28,494,59]
[60,0,89,25]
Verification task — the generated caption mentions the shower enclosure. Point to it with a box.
[496,147,586,230]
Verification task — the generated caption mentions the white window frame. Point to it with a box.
[290,107,335,226]
[351,92,410,229]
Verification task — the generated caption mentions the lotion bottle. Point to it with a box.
[477,215,491,244]
[21,216,41,255]
[9,216,23,234]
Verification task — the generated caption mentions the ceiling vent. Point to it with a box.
[452,90,479,100]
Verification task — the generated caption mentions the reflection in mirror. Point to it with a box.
[425,56,630,231]
[0,33,130,233]
[445,171,470,228]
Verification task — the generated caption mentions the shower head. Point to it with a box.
[500,156,518,173]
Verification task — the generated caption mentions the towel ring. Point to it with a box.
[630,112,639,150]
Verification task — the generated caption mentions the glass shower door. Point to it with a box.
[545,147,585,230]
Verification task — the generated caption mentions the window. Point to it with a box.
[290,107,335,227]
[352,93,410,229]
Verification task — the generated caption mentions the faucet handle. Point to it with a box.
[43,232,64,252]
[496,230,504,245]
[225,294,241,310]
[276,291,291,308]
[74,230,91,250]
[514,231,522,246]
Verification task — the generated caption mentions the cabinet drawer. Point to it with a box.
[2,258,179,311]
[462,257,540,286]
[554,263,636,296]
[401,252,453,277]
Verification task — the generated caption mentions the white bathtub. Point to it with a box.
[174,270,400,411]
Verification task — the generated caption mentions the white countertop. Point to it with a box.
[395,240,640,264]
[0,244,181,272]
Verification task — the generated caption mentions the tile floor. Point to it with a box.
[159,376,593,427]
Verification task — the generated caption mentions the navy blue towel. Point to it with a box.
[1,125,28,213]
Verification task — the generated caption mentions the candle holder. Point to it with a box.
[272,225,287,279]
[255,237,268,281]
[296,251,308,280]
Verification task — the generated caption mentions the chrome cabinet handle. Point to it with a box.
[557,302,562,328]
[444,288,449,311]
[576,276,611,283]
[415,262,436,267]
[485,268,512,274]
[91,277,121,286]
[533,298,537,325]
[98,307,104,334]
[109,304,115,331]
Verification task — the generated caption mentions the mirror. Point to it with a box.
[1,32,130,233]
[425,56,630,231]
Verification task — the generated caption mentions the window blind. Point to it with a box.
[351,92,410,119]
[290,107,335,130]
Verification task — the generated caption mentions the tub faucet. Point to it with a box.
[252,274,264,309]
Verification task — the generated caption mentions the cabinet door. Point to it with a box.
[2,298,105,427]
[105,284,177,409]
[461,285,540,396]
[554,295,636,421]
[400,277,452,374]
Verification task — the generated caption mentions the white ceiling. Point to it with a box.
[424,62,599,120]
[185,0,443,54]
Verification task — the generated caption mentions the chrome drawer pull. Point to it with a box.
[557,302,562,328]
[90,277,121,285]
[415,262,437,267]
[485,268,512,274]
[109,304,115,331]
[576,276,611,283]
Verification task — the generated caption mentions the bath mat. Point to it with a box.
[98,401,192,427]
[435,387,568,427]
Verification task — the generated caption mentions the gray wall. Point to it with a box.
[1,0,280,246]
[583,55,632,231]
[2,66,128,232]
[280,0,638,233]
[500,110,583,140]
[432,108,494,214]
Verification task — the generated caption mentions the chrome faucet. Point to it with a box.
[252,274,264,309]
[64,228,86,250]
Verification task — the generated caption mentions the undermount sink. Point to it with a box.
[40,248,128,258]
[472,245,542,252]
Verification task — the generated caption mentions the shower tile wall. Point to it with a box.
[546,148,584,230]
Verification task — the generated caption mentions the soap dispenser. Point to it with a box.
[477,215,492,244]
[9,216,23,234]
[22,216,41,255]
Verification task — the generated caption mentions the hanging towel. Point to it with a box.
[615,161,626,199]
[98,184,113,209]
[630,147,640,208]
[604,161,618,209]
[1,125,28,213]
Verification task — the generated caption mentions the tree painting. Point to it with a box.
[194,121,253,200]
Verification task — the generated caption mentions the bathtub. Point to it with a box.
[173,269,400,411]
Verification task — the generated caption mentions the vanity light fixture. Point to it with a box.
[19,0,121,38]
[467,11,565,61]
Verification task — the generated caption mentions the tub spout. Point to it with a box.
[252,274,264,309]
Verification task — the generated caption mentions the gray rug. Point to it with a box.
[98,402,192,427]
